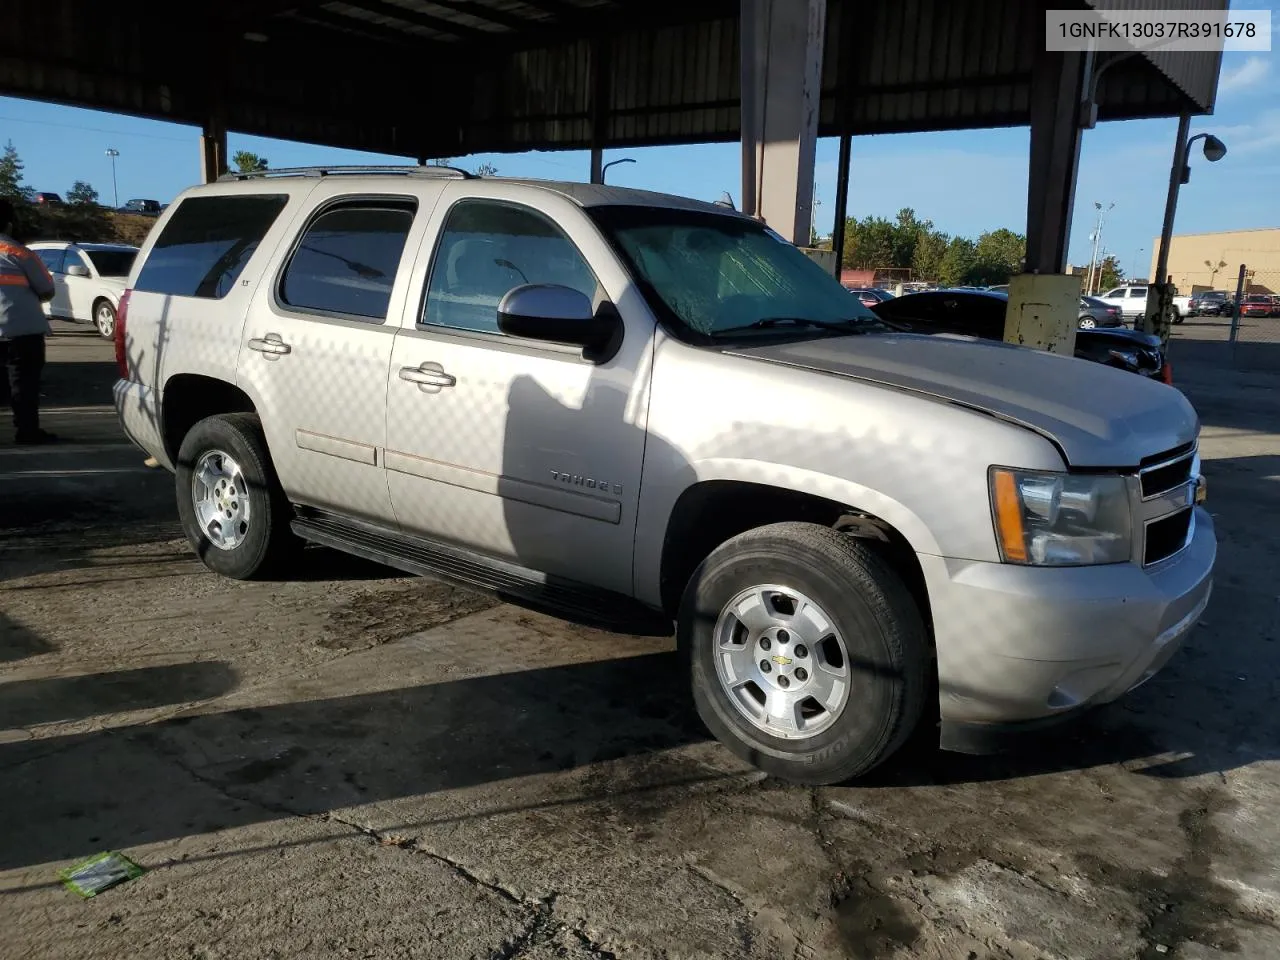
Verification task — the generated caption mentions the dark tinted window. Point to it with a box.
[85,249,137,277]
[34,248,65,273]
[279,202,415,322]
[134,194,288,299]
[1130,286,1148,297]
[423,200,598,335]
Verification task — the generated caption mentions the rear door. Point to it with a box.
[235,180,448,523]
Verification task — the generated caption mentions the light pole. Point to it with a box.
[600,157,635,183]
[1149,116,1227,337]
[1085,201,1114,296]
[105,148,120,208]
[1132,248,1145,282]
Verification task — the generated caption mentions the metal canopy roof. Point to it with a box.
[0,1,1221,158]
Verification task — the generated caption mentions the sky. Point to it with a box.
[1,10,1276,280]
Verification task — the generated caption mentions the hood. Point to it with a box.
[726,332,1198,468]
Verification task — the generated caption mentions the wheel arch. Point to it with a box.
[161,373,258,468]
[654,473,936,640]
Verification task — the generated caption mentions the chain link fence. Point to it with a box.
[1171,266,1280,370]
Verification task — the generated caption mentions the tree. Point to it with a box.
[232,151,268,173]
[970,228,1026,286]
[431,157,498,177]
[938,237,977,287]
[474,161,499,177]
[0,140,33,201]
[67,180,100,206]
[911,229,949,282]
[1096,255,1124,292]
[842,215,896,269]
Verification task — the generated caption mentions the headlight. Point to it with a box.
[990,468,1132,566]
[1108,348,1140,367]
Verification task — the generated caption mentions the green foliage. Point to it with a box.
[938,237,978,287]
[232,151,268,173]
[0,140,33,201]
[1096,255,1124,292]
[839,204,1026,287]
[67,180,99,206]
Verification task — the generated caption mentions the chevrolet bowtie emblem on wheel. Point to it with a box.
[771,654,793,667]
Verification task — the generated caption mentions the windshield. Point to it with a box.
[588,205,879,341]
[85,249,137,277]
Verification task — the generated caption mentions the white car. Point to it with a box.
[29,241,139,338]
[1097,284,1187,324]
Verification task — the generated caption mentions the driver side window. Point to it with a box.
[422,199,599,335]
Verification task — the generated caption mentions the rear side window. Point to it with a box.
[34,248,65,273]
[279,201,415,322]
[1130,287,1148,297]
[134,194,288,299]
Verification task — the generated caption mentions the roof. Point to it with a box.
[0,0,1225,159]
[202,167,750,215]
[29,241,139,251]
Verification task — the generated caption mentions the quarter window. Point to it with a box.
[279,202,415,322]
[422,200,599,335]
[134,194,288,299]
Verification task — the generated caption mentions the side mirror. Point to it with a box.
[66,264,91,278]
[497,284,621,361]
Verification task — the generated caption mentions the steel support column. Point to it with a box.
[830,134,852,278]
[740,0,826,245]
[1024,51,1089,273]
[589,37,611,184]
[200,117,227,183]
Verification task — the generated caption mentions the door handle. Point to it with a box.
[398,365,456,389]
[248,334,291,356]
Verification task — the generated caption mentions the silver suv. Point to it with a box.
[112,167,1215,785]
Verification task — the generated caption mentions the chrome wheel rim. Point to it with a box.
[96,303,115,337]
[191,449,251,551]
[712,584,851,740]
[1080,317,1096,329]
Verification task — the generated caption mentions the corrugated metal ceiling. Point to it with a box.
[0,0,1222,158]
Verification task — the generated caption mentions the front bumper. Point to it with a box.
[920,508,1215,735]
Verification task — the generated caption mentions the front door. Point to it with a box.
[384,191,653,596]
[237,190,432,525]
[62,249,96,322]
[32,247,71,318]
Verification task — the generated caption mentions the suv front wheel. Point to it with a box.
[175,413,298,579]
[681,522,929,785]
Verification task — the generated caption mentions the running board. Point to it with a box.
[291,512,672,636]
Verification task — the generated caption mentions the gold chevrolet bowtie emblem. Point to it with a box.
[1195,476,1207,505]
[771,654,793,667]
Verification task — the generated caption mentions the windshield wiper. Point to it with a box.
[713,315,885,336]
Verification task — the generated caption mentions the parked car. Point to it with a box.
[1078,295,1124,329]
[1187,290,1233,317]
[1239,295,1275,319]
[870,290,1170,383]
[845,287,894,308]
[33,192,63,206]
[1097,285,1186,324]
[121,198,163,215]
[29,241,139,338]
[112,168,1213,785]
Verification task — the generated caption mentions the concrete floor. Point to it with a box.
[2,320,1279,960]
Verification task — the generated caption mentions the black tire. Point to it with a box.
[175,413,299,580]
[681,522,929,785]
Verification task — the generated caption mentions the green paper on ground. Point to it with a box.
[59,852,145,898]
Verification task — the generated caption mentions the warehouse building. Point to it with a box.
[1152,228,1280,294]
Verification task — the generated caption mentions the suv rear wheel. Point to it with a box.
[175,413,298,579]
[681,522,928,785]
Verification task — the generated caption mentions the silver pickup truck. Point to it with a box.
[112,168,1215,784]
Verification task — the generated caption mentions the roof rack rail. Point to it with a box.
[217,164,475,182]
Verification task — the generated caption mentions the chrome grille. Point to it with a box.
[1136,443,1199,566]
[1140,446,1196,500]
